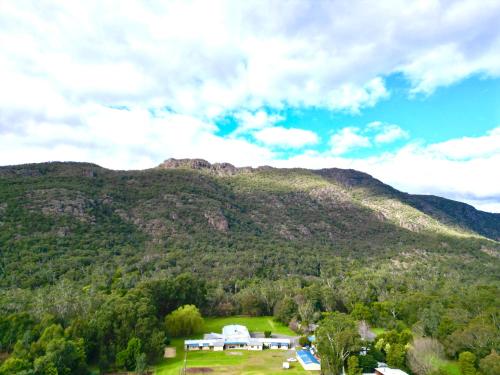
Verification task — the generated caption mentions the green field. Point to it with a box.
[154,316,313,375]
[203,316,296,336]
[429,356,460,375]
[371,327,386,336]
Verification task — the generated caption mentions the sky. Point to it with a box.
[0,1,499,212]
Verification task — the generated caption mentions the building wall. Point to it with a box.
[248,345,263,351]
[226,344,247,349]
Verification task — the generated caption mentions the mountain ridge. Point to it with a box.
[1,158,499,242]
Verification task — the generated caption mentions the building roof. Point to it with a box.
[204,333,224,340]
[185,339,224,347]
[222,325,250,339]
[256,338,290,344]
[184,324,291,347]
[375,368,409,375]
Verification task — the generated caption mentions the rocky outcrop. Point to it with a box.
[159,158,212,170]
[157,158,239,176]
[25,188,95,223]
[204,209,229,232]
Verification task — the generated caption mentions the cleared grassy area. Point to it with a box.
[155,346,311,375]
[371,327,386,336]
[429,357,460,375]
[203,316,296,336]
[155,316,309,375]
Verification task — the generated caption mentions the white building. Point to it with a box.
[375,367,409,375]
[184,324,291,351]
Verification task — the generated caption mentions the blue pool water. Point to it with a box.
[297,349,320,365]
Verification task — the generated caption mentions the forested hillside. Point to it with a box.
[0,160,498,374]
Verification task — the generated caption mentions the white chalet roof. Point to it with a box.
[222,325,251,339]
[185,324,291,348]
[376,368,409,375]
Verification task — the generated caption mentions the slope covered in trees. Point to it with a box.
[0,160,498,373]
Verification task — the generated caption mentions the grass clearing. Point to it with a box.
[371,327,386,336]
[203,316,296,336]
[429,356,460,375]
[155,346,312,375]
[155,316,311,375]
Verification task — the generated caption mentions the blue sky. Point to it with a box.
[0,1,499,211]
[215,74,500,159]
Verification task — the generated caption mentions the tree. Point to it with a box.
[458,352,477,375]
[386,343,406,369]
[236,288,264,316]
[407,338,444,375]
[316,313,360,375]
[117,337,143,371]
[358,354,378,372]
[347,356,362,375]
[274,297,297,325]
[42,337,87,375]
[358,320,375,341]
[420,303,444,338]
[298,336,309,347]
[479,350,500,375]
[351,303,372,322]
[264,330,272,338]
[296,300,315,326]
[135,352,147,375]
[165,305,204,337]
[445,320,497,358]
[0,357,32,375]
[34,356,58,375]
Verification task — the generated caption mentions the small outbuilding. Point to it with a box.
[375,367,409,375]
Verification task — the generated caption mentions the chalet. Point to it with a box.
[375,367,409,375]
[184,324,291,351]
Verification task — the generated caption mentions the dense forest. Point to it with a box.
[0,160,498,374]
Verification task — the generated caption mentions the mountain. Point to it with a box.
[0,159,498,289]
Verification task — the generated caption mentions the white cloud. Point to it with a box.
[1,0,499,122]
[253,126,318,148]
[0,1,500,212]
[0,106,274,170]
[426,127,500,159]
[325,78,389,113]
[275,126,500,212]
[329,127,371,155]
[233,110,284,134]
[369,122,410,144]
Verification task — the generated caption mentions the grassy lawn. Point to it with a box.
[155,316,311,375]
[429,356,460,375]
[155,346,311,375]
[371,327,386,336]
[203,316,296,336]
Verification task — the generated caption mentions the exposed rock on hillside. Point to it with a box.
[158,158,241,176]
[204,209,229,232]
[25,188,95,223]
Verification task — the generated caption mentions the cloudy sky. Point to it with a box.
[1,1,500,212]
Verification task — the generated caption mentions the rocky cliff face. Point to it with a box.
[158,158,239,176]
